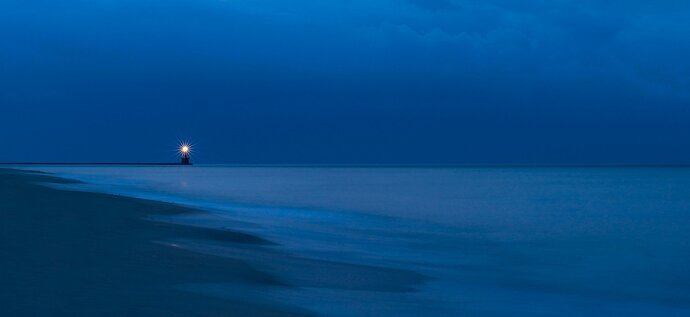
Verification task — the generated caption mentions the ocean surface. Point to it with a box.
[19,166,690,316]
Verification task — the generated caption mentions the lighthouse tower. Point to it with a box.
[179,144,192,165]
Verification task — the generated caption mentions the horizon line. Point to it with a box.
[0,162,188,166]
[2,162,690,168]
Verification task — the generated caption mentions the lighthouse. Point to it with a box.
[179,144,192,165]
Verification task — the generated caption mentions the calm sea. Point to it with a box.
[22,166,690,316]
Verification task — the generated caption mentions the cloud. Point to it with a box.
[3,0,690,105]
[406,0,456,11]
[1,0,690,162]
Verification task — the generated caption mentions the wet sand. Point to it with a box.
[0,169,311,316]
[0,168,427,316]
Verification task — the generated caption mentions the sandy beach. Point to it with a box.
[6,166,690,316]
[0,169,314,316]
[0,168,429,316]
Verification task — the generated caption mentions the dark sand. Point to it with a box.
[0,169,311,316]
[0,169,428,316]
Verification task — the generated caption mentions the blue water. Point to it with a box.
[23,166,690,316]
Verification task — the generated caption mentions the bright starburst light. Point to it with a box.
[178,142,192,157]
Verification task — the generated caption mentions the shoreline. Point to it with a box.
[0,168,427,316]
[6,166,690,315]
[0,168,310,316]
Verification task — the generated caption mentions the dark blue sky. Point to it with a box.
[2,0,689,164]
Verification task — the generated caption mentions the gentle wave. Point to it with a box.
[24,165,690,316]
